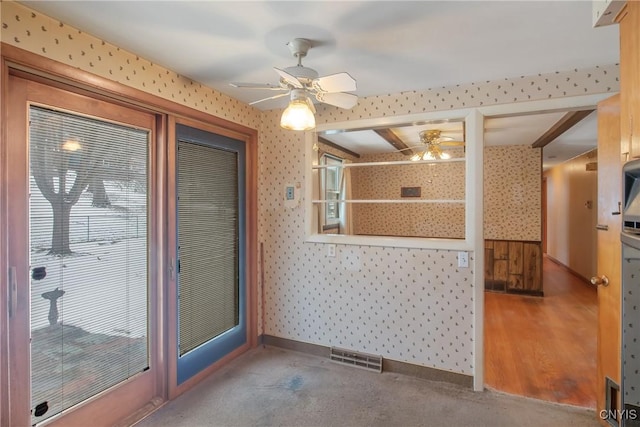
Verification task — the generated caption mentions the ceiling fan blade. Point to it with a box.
[305,96,316,114]
[439,140,466,147]
[229,82,285,90]
[315,92,358,109]
[313,72,357,93]
[249,92,290,106]
[274,67,303,89]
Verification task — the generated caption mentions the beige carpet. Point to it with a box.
[136,346,599,427]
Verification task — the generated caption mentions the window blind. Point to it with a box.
[28,106,149,423]
[177,141,239,356]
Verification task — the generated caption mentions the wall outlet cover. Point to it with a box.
[286,186,295,200]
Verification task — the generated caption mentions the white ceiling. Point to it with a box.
[22,0,618,167]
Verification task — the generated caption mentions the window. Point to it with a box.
[310,119,468,245]
[321,154,343,230]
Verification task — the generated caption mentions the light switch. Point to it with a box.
[458,251,469,268]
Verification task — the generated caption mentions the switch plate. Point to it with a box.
[327,244,336,257]
[458,251,469,268]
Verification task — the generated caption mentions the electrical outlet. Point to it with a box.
[458,251,469,268]
[327,244,336,257]
[285,186,295,200]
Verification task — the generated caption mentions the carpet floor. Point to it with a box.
[136,346,599,427]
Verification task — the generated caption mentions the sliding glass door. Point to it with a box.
[6,76,158,426]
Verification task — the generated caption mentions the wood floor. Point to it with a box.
[484,256,598,408]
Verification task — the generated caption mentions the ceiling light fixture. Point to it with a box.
[410,130,454,161]
[280,89,316,131]
[61,138,82,152]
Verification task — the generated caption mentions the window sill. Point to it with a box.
[306,232,473,251]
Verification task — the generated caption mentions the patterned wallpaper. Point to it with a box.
[315,65,619,125]
[483,145,542,241]
[3,1,619,377]
[260,109,474,373]
[319,144,539,241]
[351,151,465,238]
[0,1,261,130]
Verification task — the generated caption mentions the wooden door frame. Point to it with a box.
[542,177,547,254]
[595,94,622,425]
[167,115,258,400]
[0,43,258,425]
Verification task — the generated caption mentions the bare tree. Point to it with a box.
[30,112,94,255]
[88,172,111,208]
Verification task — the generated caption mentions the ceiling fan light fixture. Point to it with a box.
[280,98,315,131]
[422,151,436,161]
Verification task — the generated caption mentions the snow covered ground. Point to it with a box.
[30,176,148,339]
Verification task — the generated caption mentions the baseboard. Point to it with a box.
[544,254,593,286]
[262,335,329,358]
[261,335,473,389]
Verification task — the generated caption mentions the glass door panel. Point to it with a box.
[28,105,149,424]
[176,124,246,384]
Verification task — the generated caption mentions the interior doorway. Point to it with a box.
[482,109,599,408]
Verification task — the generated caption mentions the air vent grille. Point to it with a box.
[330,347,382,373]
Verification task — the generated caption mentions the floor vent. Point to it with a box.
[329,347,382,373]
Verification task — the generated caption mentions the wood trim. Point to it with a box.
[167,115,258,400]
[595,94,622,423]
[152,113,169,403]
[171,343,251,399]
[614,3,628,24]
[4,73,31,427]
[1,43,258,137]
[166,116,179,401]
[317,136,361,158]
[44,372,156,427]
[374,128,414,155]
[0,52,10,427]
[542,177,547,254]
[531,109,594,148]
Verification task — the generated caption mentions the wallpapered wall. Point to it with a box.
[317,143,540,242]
[351,151,465,238]
[484,145,542,241]
[3,2,620,377]
[0,2,261,130]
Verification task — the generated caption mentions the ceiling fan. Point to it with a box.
[230,38,358,130]
[410,129,465,161]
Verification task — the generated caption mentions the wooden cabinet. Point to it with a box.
[484,239,543,296]
[618,2,640,158]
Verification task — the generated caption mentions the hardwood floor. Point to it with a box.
[484,256,598,408]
